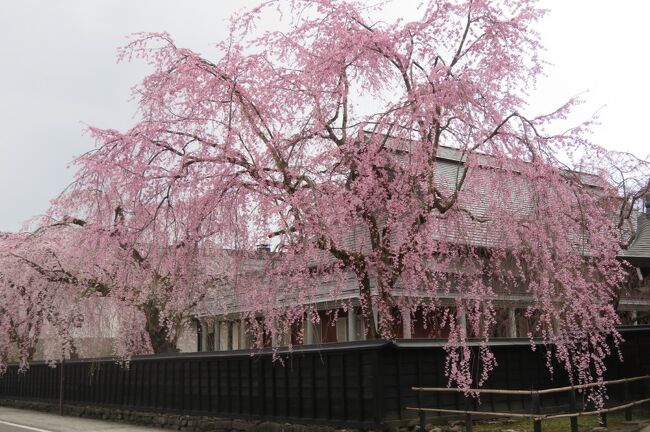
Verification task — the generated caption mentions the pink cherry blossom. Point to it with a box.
[1,0,648,409]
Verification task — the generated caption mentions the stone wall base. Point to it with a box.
[0,399,403,432]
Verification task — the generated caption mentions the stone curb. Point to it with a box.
[0,399,389,432]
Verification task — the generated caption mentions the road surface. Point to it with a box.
[0,407,166,432]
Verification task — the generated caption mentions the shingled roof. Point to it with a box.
[194,143,639,315]
[621,210,650,267]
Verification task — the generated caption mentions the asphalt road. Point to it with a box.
[0,407,166,432]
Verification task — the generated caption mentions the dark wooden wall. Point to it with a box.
[1,326,650,427]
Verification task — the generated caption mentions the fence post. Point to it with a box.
[418,393,426,431]
[464,397,473,432]
[569,389,578,432]
[531,392,541,432]
[416,355,426,431]
[624,381,632,421]
[600,412,607,428]
[416,386,425,431]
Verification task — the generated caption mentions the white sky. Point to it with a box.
[0,0,648,232]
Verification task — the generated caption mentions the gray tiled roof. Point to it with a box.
[621,213,650,266]
[196,144,640,314]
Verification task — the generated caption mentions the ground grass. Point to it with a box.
[472,411,650,432]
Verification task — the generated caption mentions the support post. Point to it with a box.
[200,319,209,352]
[357,315,366,341]
[508,308,517,338]
[271,318,279,348]
[372,305,379,334]
[225,321,233,350]
[305,317,314,345]
[402,307,412,339]
[219,321,229,350]
[214,320,221,351]
[347,307,357,342]
[231,321,240,350]
[281,322,291,346]
[458,307,467,337]
[239,319,247,349]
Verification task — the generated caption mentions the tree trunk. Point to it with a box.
[142,301,179,353]
[358,273,378,339]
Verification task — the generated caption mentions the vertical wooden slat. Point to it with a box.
[196,359,202,412]
[373,349,384,425]
[58,361,64,415]
[248,357,253,416]
[326,354,331,420]
[312,354,317,419]
[216,359,222,414]
[259,358,266,416]
[271,359,276,417]
[342,354,348,421]
[227,358,232,414]
[146,361,152,409]
[180,360,186,412]
[237,358,244,414]
[358,351,364,422]
[298,355,303,419]
[206,359,213,413]
[504,351,512,411]
[130,362,137,407]
[187,360,193,412]
[282,359,291,417]
[396,350,402,420]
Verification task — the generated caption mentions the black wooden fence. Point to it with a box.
[1,326,650,427]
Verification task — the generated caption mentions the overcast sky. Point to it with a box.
[1,1,648,232]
